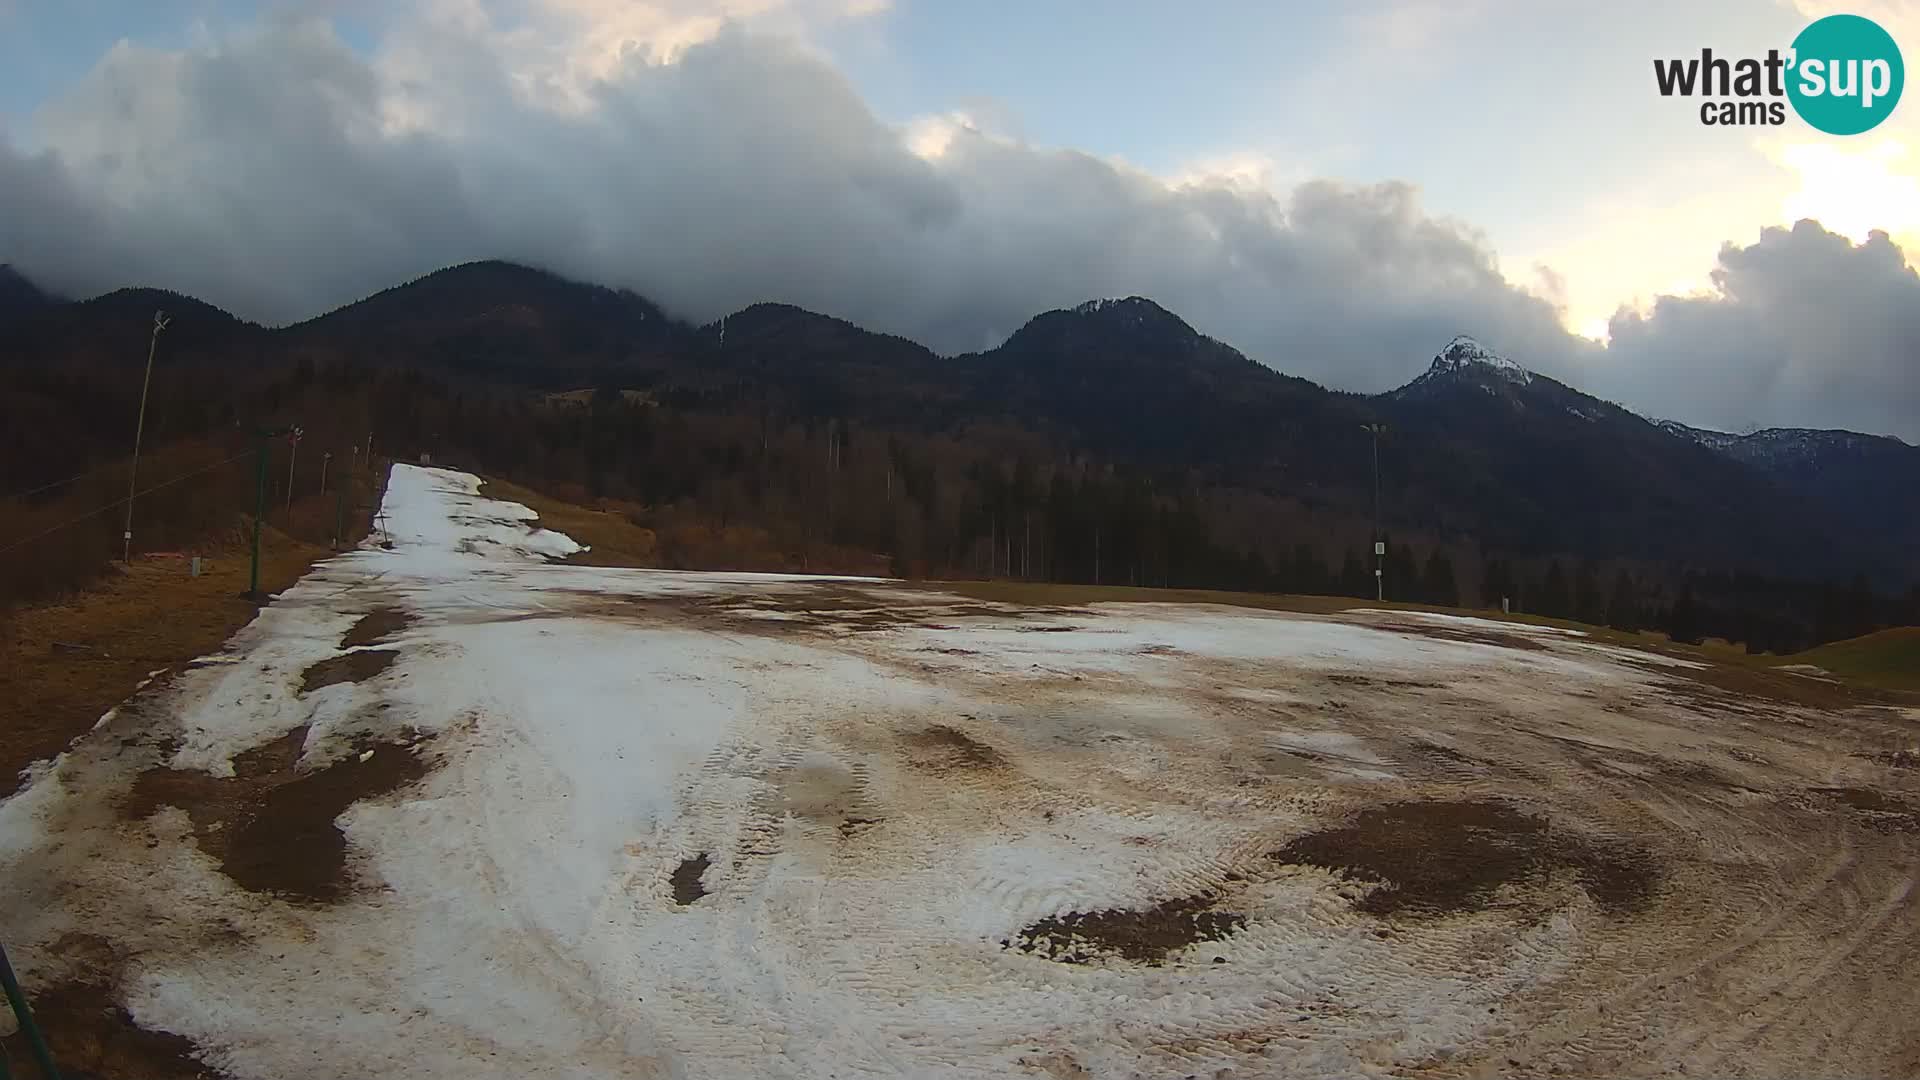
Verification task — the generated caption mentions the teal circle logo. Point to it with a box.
[1788,14,1904,135]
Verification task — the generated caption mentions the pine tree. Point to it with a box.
[1668,580,1702,645]
[1573,562,1603,625]
[1386,540,1418,602]
[1536,560,1572,619]
[1423,548,1459,608]
[1844,572,1876,638]
[1481,557,1514,610]
[1291,544,1327,596]
[1605,569,1640,632]
[1339,550,1369,599]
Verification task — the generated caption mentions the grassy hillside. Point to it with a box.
[0,463,389,798]
[1782,628,1920,692]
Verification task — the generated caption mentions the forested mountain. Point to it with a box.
[1374,338,1866,577]
[1658,420,1920,560]
[3,260,1914,651]
[285,262,689,387]
[0,266,53,323]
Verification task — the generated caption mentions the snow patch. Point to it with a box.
[0,463,1725,1080]
[1426,335,1535,385]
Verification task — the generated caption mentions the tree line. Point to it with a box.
[5,351,1914,655]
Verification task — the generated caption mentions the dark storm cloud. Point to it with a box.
[0,21,1575,378]
[0,18,1912,441]
[1602,222,1920,441]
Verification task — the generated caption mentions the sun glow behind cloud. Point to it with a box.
[1769,138,1920,253]
[1771,0,1920,259]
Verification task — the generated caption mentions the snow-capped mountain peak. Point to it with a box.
[1389,336,1537,401]
[1427,335,1534,384]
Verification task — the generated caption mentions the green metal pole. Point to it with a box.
[334,485,345,550]
[0,942,60,1080]
[250,429,268,600]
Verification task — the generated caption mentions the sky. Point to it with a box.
[1,0,1916,440]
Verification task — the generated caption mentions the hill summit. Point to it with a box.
[1423,335,1535,385]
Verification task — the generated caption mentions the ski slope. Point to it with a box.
[3,464,1914,1079]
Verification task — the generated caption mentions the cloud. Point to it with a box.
[0,11,1913,442]
[1602,221,1920,440]
[0,17,1581,379]
[1766,138,1920,252]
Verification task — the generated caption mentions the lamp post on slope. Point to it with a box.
[1361,423,1387,602]
[247,425,297,603]
[122,310,170,562]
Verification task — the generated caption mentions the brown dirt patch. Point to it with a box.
[907,725,1005,769]
[746,588,1013,633]
[671,853,711,905]
[837,815,881,837]
[592,588,1011,637]
[1007,893,1247,965]
[1270,800,1659,916]
[2,979,216,1080]
[770,756,875,835]
[231,725,308,777]
[1378,624,1549,652]
[1659,760,1742,789]
[1326,673,1443,690]
[1815,787,1919,833]
[1402,741,1486,771]
[123,735,428,903]
[340,607,415,649]
[934,580,1366,617]
[298,648,398,694]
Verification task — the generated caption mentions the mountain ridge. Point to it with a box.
[2,259,1912,584]
[0,259,1905,445]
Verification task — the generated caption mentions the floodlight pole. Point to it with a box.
[122,311,169,563]
[248,425,295,602]
[1362,423,1386,601]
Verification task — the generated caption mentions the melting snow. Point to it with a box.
[0,465,1737,1079]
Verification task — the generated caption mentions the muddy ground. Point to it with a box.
[4,470,1917,1080]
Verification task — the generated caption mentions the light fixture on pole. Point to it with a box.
[122,310,170,563]
[286,427,303,512]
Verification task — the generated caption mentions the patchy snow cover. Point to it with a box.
[1346,608,1584,636]
[1,465,1908,1079]
[379,464,583,567]
[1657,419,1915,463]
[1388,336,1540,400]
[1425,334,1535,385]
[1654,418,1743,452]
